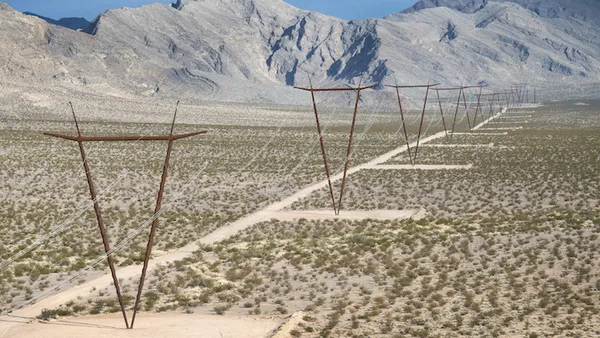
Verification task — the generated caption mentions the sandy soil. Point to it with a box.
[517,104,543,109]
[422,143,495,148]
[478,127,523,131]
[493,120,529,123]
[2,313,282,338]
[268,209,424,221]
[472,114,503,130]
[451,132,509,136]
[364,164,473,170]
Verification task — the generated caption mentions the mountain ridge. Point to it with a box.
[402,0,600,24]
[0,0,599,108]
[23,11,91,31]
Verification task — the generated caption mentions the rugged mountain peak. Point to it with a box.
[403,0,600,23]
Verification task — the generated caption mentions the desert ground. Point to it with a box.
[1,93,599,337]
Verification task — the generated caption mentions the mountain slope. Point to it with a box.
[85,0,388,88]
[78,0,600,94]
[0,0,599,107]
[386,1,600,85]
[403,0,600,23]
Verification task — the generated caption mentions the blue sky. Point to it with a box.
[4,0,417,21]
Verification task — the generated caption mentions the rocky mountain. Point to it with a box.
[0,0,598,108]
[403,0,600,23]
[23,12,91,31]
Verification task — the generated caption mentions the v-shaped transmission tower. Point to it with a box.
[385,81,439,164]
[44,102,206,329]
[434,85,483,140]
[295,80,375,215]
[470,85,485,127]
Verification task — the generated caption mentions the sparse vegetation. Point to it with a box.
[2,101,599,337]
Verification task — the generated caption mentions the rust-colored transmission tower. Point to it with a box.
[470,86,485,127]
[479,92,503,120]
[44,102,206,329]
[295,80,375,215]
[434,85,482,139]
[385,81,439,164]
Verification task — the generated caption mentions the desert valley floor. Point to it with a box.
[0,98,599,337]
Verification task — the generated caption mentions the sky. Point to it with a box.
[4,0,417,21]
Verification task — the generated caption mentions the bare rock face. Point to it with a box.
[403,0,600,22]
[0,0,599,105]
[402,0,489,14]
